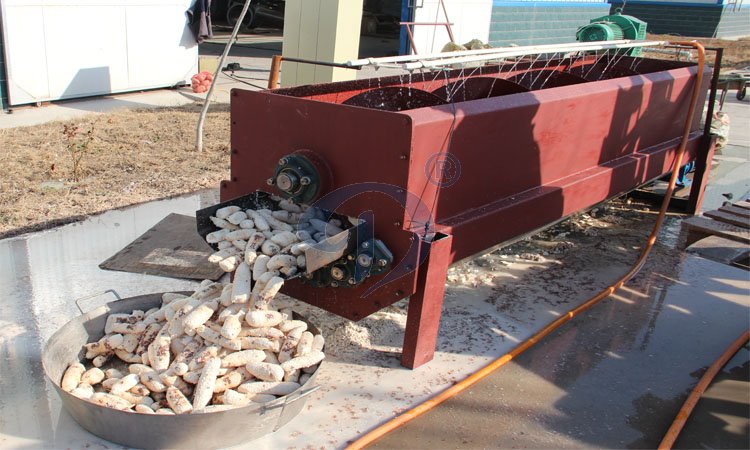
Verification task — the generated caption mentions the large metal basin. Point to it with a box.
[42,292,322,449]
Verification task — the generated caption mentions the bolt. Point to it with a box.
[361,241,370,249]
[394,221,402,227]
[357,254,372,267]
[300,176,311,185]
[331,281,339,288]
[347,255,354,261]
[330,266,345,280]
[378,259,388,267]
[267,178,275,185]
[279,157,289,166]
[348,278,356,285]
[400,154,407,160]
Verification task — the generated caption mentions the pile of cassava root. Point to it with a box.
[60,198,336,414]
[205,198,347,278]
[61,280,324,414]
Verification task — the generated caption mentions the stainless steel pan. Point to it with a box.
[42,292,322,449]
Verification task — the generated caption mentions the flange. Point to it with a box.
[268,151,331,204]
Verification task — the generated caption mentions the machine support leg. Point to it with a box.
[687,135,717,214]
[401,233,453,369]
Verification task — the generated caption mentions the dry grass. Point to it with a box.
[648,34,750,71]
[0,104,230,239]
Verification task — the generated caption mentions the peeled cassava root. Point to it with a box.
[207,201,350,276]
[61,279,325,414]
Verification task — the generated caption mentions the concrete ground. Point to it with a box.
[702,95,750,211]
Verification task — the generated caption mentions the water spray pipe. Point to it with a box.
[345,40,666,70]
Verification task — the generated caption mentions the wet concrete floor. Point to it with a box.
[674,344,749,449]
[373,253,750,449]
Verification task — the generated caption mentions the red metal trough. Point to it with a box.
[221,55,712,368]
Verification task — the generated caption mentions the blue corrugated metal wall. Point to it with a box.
[489,0,611,47]
[608,1,750,38]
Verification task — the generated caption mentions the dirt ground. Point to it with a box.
[0,104,231,239]
[647,34,750,70]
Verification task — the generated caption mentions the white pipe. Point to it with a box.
[345,39,648,67]
[389,41,667,71]
[195,0,253,152]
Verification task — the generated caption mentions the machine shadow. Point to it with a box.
[598,61,709,202]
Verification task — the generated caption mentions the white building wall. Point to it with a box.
[1,0,198,106]
[411,0,493,55]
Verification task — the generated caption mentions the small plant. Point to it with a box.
[62,122,97,182]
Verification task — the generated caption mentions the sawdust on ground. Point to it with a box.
[0,104,231,239]
[279,198,676,358]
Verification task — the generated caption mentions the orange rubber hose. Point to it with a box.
[658,329,750,449]
[347,41,707,450]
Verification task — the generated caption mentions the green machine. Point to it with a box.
[576,9,647,55]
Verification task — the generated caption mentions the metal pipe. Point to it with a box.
[266,55,361,90]
[345,39,662,68]
[268,55,283,89]
[390,41,668,71]
[687,46,722,215]
[195,0,253,152]
[642,47,693,59]
[280,56,362,70]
